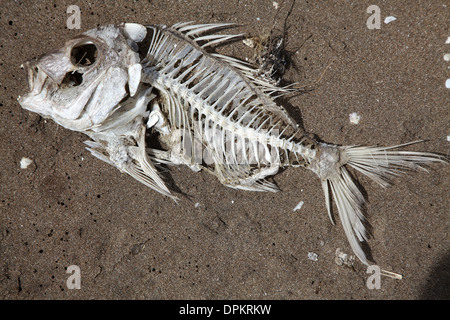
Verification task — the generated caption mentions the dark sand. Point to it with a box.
[0,0,448,299]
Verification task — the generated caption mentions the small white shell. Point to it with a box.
[384,16,397,24]
[293,200,304,211]
[20,157,33,169]
[308,252,318,261]
[349,112,361,124]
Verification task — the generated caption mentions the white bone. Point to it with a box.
[123,23,147,42]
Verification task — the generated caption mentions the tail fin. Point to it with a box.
[343,141,446,188]
[323,166,369,265]
[319,141,446,270]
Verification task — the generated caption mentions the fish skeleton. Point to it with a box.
[18,23,446,271]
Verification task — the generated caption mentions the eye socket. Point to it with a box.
[70,42,98,67]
